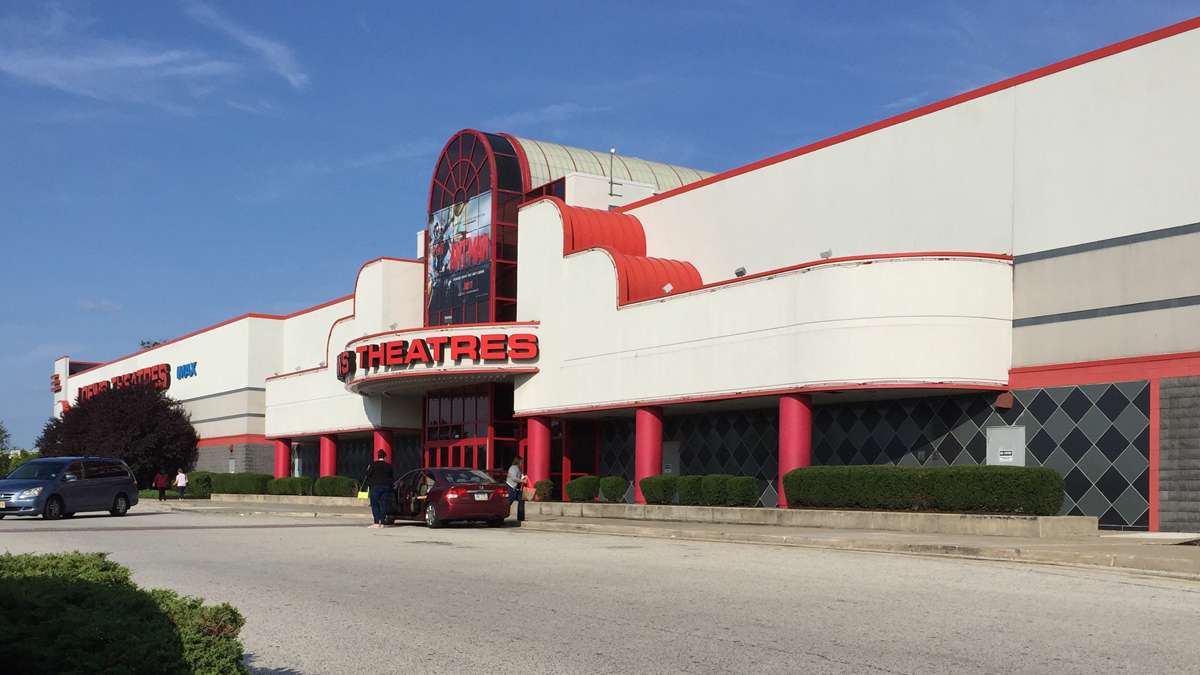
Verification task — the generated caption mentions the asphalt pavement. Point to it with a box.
[2,507,1199,674]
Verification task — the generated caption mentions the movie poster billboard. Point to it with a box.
[426,191,492,324]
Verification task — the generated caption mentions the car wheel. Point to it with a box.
[110,494,129,517]
[424,503,442,529]
[0,514,6,519]
[43,497,64,520]
[62,513,75,518]
[487,518,504,528]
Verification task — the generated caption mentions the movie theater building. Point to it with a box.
[53,18,1200,531]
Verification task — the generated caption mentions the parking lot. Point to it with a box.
[3,507,1199,674]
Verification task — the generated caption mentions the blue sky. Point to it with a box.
[1,1,1195,447]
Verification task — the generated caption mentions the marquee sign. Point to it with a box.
[77,363,171,402]
[337,333,538,382]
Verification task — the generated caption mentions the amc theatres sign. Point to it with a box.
[338,333,538,382]
[78,363,171,402]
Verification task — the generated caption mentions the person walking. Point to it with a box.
[506,455,526,522]
[152,470,169,501]
[173,468,188,499]
[363,450,394,529]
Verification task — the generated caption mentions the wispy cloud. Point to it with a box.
[0,5,239,113]
[77,298,122,313]
[225,98,277,115]
[485,102,611,131]
[185,1,308,89]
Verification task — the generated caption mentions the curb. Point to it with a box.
[157,504,372,521]
[517,520,1200,580]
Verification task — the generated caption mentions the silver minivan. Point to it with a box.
[0,456,139,519]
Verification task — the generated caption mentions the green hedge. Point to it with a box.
[599,476,628,502]
[782,465,1064,515]
[314,475,358,497]
[639,474,679,505]
[267,477,313,496]
[534,479,555,501]
[184,471,214,498]
[699,474,735,506]
[0,552,246,674]
[565,475,600,502]
[726,476,761,507]
[677,475,705,505]
[207,472,272,495]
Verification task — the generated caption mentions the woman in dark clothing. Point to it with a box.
[152,470,169,501]
[363,450,394,528]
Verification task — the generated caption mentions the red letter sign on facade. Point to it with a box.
[339,333,539,382]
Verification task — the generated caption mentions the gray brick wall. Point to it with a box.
[195,443,275,475]
[1160,377,1200,532]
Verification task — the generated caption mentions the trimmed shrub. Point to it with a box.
[677,475,705,506]
[599,476,628,503]
[0,551,246,674]
[565,475,600,502]
[209,472,272,495]
[314,475,358,497]
[782,465,1064,515]
[185,471,214,499]
[534,479,555,501]
[267,476,314,496]
[700,474,735,506]
[726,476,761,507]
[639,474,679,505]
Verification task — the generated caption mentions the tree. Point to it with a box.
[0,420,10,452]
[139,340,162,350]
[36,385,198,485]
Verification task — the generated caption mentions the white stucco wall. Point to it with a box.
[514,200,1013,414]
[625,26,1200,279]
[265,258,425,437]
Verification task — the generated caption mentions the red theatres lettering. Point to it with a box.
[77,363,171,402]
[336,333,538,382]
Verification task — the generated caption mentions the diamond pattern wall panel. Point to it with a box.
[812,382,1150,530]
[595,381,1149,528]
[598,410,779,505]
[599,419,635,483]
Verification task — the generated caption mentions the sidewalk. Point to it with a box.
[142,500,1200,579]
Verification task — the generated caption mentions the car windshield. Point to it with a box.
[6,461,68,481]
[439,469,495,485]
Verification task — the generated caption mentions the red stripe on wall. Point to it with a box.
[619,16,1200,214]
[197,434,268,447]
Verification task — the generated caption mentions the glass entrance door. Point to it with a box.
[423,441,488,469]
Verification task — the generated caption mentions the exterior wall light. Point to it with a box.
[734,267,746,277]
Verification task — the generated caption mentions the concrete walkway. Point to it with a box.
[141,500,1200,579]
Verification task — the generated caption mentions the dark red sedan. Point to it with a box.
[386,467,510,528]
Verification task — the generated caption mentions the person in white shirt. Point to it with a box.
[506,456,526,501]
[173,468,188,499]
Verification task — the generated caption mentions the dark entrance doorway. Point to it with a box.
[422,384,522,476]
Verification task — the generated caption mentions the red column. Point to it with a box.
[319,435,337,477]
[273,439,290,478]
[373,430,393,463]
[526,417,551,486]
[634,407,663,504]
[778,394,813,507]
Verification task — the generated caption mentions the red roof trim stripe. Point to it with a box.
[70,257,421,373]
[619,16,1200,214]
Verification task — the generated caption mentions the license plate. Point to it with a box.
[0,501,5,509]
[473,493,488,501]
